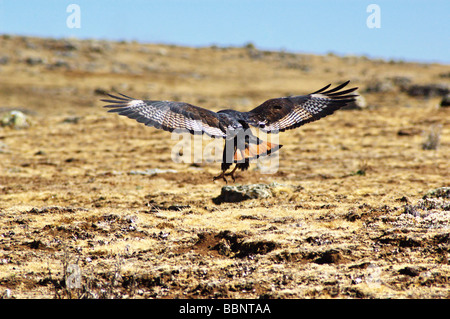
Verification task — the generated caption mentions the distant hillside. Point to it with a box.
[0,34,448,116]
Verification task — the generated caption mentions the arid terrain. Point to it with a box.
[0,35,449,299]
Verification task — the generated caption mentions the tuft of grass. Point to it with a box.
[352,160,370,176]
[422,124,442,150]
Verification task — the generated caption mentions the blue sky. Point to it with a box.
[0,0,449,63]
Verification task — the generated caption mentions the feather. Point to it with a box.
[245,81,358,133]
[101,93,227,138]
[102,81,357,179]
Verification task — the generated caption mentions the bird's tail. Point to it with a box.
[233,139,282,162]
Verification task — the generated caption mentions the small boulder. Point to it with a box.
[423,187,450,199]
[213,183,287,204]
[440,93,450,107]
[403,83,449,98]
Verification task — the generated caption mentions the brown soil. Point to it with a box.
[0,35,449,299]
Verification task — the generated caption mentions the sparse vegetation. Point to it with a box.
[0,35,449,299]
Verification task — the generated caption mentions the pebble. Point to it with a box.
[440,93,450,107]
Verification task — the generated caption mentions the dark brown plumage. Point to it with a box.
[102,81,358,182]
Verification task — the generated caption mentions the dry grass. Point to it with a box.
[0,35,449,299]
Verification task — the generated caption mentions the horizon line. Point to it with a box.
[2,32,449,66]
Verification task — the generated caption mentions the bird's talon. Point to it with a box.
[213,172,228,183]
[224,172,236,182]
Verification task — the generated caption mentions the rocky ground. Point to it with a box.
[0,35,449,299]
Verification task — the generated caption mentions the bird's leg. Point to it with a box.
[213,171,228,183]
[224,165,238,182]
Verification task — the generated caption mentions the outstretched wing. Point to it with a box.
[101,93,227,138]
[245,81,358,133]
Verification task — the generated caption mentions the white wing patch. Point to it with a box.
[262,107,313,132]
[127,99,145,107]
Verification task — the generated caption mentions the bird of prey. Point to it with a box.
[102,81,358,182]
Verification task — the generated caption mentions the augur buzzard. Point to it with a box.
[102,81,358,182]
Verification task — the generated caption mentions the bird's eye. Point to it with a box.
[274,105,282,110]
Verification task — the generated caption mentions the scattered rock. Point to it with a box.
[144,202,190,213]
[237,239,278,258]
[402,83,449,98]
[26,206,84,214]
[398,266,421,277]
[364,80,394,93]
[423,187,450,199]
[129,168,177,175]
[195,230,278,258]
[0,110,30,129]
[440,93,450,107]
[0,55,9,65]
[345,210,361,221]
[213,183,287,204]
[46,39,79,52]
[433,233,450,245]
[156,48,168,56]
[311,249,344,264]
[393,196,450,229]
[403,204,420,217]
[363,76,412,95]
[166,205,190,211]
[306,234,334,246]
[86,40,112,53]
[47,59,71,70]
[25,56,45,66]
[397,196,411,204]
[397,127,422,136]
[94,88,108,95]
[0,142,7,153]
[376,231,423,247]
[285,61,311,72]
[389,76,412,87]
[26,240,48,250]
